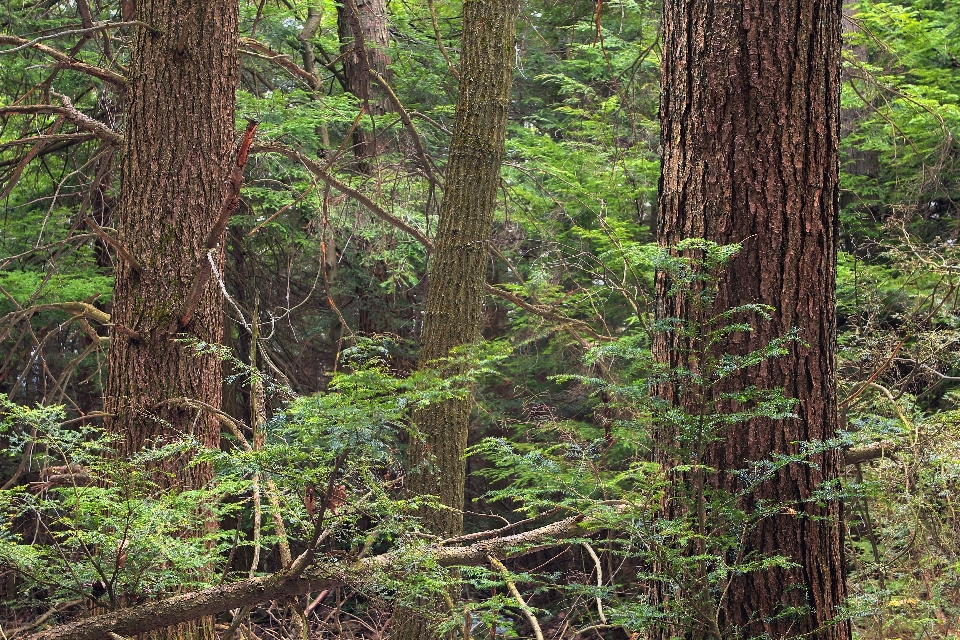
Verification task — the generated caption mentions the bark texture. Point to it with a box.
[653,0,849,637]
[395,0,518,637]
[103,0,239,637]
[337,0,391,168]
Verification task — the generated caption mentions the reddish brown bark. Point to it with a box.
[653,0,849,637]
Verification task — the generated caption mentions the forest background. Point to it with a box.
[0,0,959,638]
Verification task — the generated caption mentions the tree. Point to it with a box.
[653,0,850,637]
[394,0,518,636]
[337,0,391,171]
[102,0,241,638]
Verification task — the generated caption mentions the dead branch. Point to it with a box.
[0,35,125,87]
[21,510,610,640]
[252,142,434,249]
[252,143,614,345]
[845,441,899,466]
[0,94,121,144]
[239,38,319,87]
[368,68,441,185]
[0,132,99,150]
[485,284,612,343]
[177,120,259,329]
[0,21,159,55]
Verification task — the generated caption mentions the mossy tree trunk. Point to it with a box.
[393,0,518,637]
[103,0,239,637]
[652,0,850,637]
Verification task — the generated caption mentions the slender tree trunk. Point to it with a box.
[337,0,391,170]
[653,0,849,637]
[393,1,518,637]
[104,0,239,637]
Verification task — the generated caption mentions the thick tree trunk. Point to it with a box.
[653,0,849,638]
[393,1,517,637]
[104,0,239,637]
[337,0,391,169]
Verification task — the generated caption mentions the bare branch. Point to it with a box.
[0,132,99,149]
[0,94,121,144]
[845,441,899,466]
[177,121,259,329]
[252,142,434,249]
[239,37,319,87]
[0,35,126,87]
[80,215,142,274]
[485,284,612,343]
[368,68,441,185]
[0,21,159,55]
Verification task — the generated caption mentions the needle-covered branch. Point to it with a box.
[252,142,434,248]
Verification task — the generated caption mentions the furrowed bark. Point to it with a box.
[102,0,240,637]
[652,0,849,636]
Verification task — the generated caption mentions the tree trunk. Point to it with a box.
[104,0,239,637]
[337,0,391,170]
[393,0,517,637]
[653,0,849,637]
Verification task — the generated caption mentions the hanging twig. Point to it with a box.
[177,120,259,329]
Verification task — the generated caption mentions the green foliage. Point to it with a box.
[0,395,240,610]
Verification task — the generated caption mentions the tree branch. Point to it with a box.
[844,441,899,466]
[252,142,434,249]
[0,21,159,55]
[252,144,612,345]
[0,94,121,144]
[368,68,441,185]
[0,35,126,87]
[177,121,259,329]
[239,37,319,87]
[21,511,609,640]
[81,216,142,275]
[0,132,99,150]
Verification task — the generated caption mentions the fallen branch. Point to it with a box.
[844,441,899,466]
[489,555,545,640]
[22,510,609,640]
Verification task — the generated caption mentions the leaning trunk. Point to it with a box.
[393,0,518,637]
[652,0,849,637]
[104,0,239,637]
